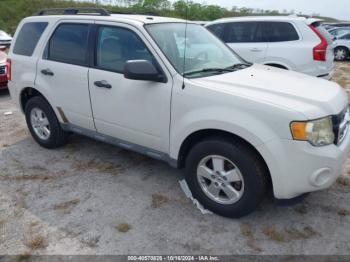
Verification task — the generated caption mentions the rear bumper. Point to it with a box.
[317,63,335,80]
[257,127,350,199]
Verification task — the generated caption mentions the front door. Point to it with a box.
[88,22,172,153]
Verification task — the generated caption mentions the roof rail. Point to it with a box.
[36,8,110,16]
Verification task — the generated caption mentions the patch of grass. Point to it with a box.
[26,235,48,250]
[337,176,350,187]
[73,159,122,175]
[0,217,6,227]
[16,251,32,261]
[151,193,169,208]
[116,223,132,233]
[30,220,39,227]
[336,78,349,88]
[240,223,262,252]
[294,205,308,215]
[53,198,80,214]
[285,226,318,240]
[337,209,350,216]
[262,226,286,242]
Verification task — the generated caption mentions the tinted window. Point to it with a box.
[207,23,225,39]
[47,23,89,66]
[340,33,350,40]
[225,22,264,43]
[13,22,48,56]
[264,22,299,42]
[96,26,154,73]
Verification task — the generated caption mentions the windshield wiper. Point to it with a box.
[225,63,252,70]
[183,67,234,77]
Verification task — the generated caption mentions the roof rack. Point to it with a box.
[36,8,110,16]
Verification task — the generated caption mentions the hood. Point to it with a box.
[0,51,6,64]
[190,63,348,119]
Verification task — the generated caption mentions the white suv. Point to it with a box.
[7,8,350,217]
[206,16,335,79]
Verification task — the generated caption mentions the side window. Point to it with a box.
[264,22,299,42]
[340,33,350,40]
[47,23,89,66]
[13,22,48,56]
[207,24,225,39]
[225,22,263,43]
[96,26,154,73]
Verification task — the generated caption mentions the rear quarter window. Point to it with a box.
[13,22,48,56]
[264,22,299,42]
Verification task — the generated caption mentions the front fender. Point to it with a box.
[170,106,282,160]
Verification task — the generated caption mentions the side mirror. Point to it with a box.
[124,60,165,82]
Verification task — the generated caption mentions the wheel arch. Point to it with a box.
[264,63,289,70]
[20,87,49,112]
[175,128,273,190]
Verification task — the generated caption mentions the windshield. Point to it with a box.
[145,23,248,78]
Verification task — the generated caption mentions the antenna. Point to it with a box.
[182,0,189,90]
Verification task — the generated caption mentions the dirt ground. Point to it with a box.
[0,63,350,256]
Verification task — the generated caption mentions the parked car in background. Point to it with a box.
[329,27,350,38]
[0,30,12,47]
[323,23,350,30]
[330,23,350,28]
[206,16,335,79]
[334,32,350,61]
[0,51,8,90]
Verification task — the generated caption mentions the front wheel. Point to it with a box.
[185,137,268,218]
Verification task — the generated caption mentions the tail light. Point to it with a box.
[309,25,328,61]
[6,58,11,81]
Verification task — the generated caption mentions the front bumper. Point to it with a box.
[257,125,350,199]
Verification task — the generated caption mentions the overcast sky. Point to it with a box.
[194,0,350,20]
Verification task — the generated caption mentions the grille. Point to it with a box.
[333,107,349,145]
[0,65,5,75]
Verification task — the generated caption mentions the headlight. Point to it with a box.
[290,116,335,146]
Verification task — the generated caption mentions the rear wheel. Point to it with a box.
[334,47,349,61]
[25,96,68,148]
[185,137,268,218]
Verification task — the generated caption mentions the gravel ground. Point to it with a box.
[0,63,350,256]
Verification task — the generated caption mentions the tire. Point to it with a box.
[334,47,349,61]
[25,96,68,149]
[185,137,268,218]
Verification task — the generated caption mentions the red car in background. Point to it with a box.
[0,50,7,89]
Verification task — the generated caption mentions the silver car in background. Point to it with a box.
[334,32,350,61]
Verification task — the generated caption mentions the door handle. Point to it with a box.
[94,80,112,89]
[250,48,263,52]
[41,69,54,76]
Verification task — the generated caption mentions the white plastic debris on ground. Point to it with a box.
[179,179,212,215]
[4,111,13,116]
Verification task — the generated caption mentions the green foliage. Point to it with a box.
[0,0,339,35]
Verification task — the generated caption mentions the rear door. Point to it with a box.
[36,21,95,131]
[224,22,267,63]
[262,21,301,68]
